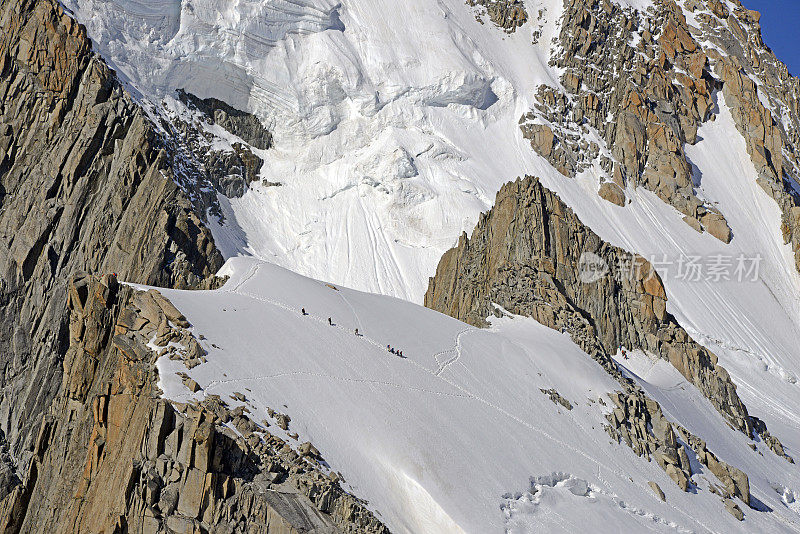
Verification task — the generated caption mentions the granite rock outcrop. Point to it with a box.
[425,175,790,461]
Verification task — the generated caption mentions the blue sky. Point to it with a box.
[743,1,800,76]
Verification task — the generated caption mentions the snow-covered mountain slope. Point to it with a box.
[536,94,800,464]
[62,0,567,301]
[147,257,800,533]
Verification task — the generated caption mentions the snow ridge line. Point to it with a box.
[225,262,261,293]
[223,263,470,370]
[231,286,407,358]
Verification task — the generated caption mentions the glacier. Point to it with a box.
[62,0,570,300]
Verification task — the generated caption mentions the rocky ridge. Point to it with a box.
[604,388,752,520]
[169,89,271,199]
[524,0,800,265]
[177,90,272,152]
[521,0,737,242]
[0,0,227,484]
[0,0,388,531]
[466,0,528,32]
[424,175,791,456]
[690,0,800,273]
[423,174,793,515]
[0,273,388,533]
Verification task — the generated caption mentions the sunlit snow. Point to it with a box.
[145,258,800,533]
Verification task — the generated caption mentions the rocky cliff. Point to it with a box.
[466,0,528,31]
[520,0,800,264]
[424,176,776,517]
[171,89,272,200]
[0,0,389,531]
[0,273,388,533]
[425,175,790,461]
[0,0,227,481]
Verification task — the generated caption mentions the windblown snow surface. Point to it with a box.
[150,257,800,533]
[62,0,569,301]
[67,0,800,531]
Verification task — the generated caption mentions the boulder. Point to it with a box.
[135,292,164,326]
[724,499,744,521]
[648,481,666,502]
[683,216,703,233]
[276,414,291,431]
[701,213,732,243]
[148,290,191,328]
[182,378,201,393]
[678,446,692,475]
[599,182,627,207]
[705,452,750,506]
[298,442,320,459]
[525,124,555,158]
[665,464,689,492]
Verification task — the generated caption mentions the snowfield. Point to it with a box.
[149,257,800,533]
[63,0,568,301]
[536,94,800,479]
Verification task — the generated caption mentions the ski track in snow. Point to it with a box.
[433,328,472,376]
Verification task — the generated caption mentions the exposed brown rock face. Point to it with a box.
[648,481,666,501]
[605,388,752,505]
[521,0,800,265]
[423,174,788,507]
[521,0,730,239]
[0,274,388,533]
[0,0,227,482]
[598,182,627,206]
[692,2,800,272]
[425,175,768,440]
[467,0,528,32]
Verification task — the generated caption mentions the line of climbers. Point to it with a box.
[387,346,404,358]
[301,308,404,357]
